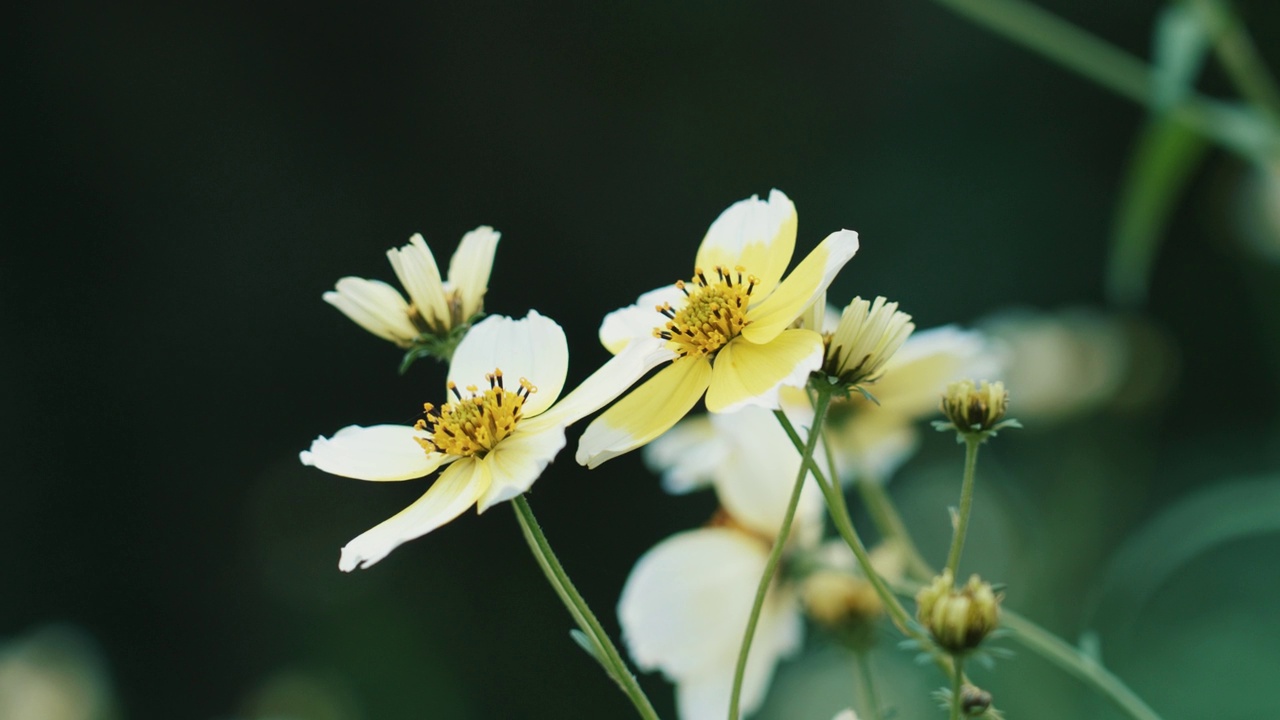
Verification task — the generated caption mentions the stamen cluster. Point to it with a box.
[414,369,536,457]
[653,265,758,358]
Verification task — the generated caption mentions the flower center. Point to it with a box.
[413,369,536,457]
[653,266,758,358]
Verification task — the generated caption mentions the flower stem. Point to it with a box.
[944,436,982,578]
[727,390,832,720]
[855,477,934,581]
[949,657,964,720]
[1192,0,1280,126]
[852,650,883,720]
[512,496,660,720]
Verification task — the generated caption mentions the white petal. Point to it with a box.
[323,278,420,346]
[387,233,452,330]
[599,285,686,354]
[300,425,446,481]
[832,711,860,720]
[827,412,920,484]
[473,419,567,513]
[696,189,798,298]
[540,337,676,428]
[643,415,725,495]
[448,310,569,416]
[447,226,500,320]
[338,458,489,571]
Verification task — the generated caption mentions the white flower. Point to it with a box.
[621,405,824,720]
[300,310,576,571]
[323,227,499,347]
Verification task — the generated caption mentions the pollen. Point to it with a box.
[413,368,536,457]
[653,265,758,358]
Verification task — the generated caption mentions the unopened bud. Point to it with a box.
[960,684,993,716]
[939,380,1011,434]
[915,570,1001,653]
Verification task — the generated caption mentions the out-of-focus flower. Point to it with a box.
[832,710,860,720]
[915,570,1002,653]
[621,405,825,720]
[576,190,860,468]
[301,310,577,571]
[936,380,1017,440]
[822,296,915,389]
[324,227,499,359]
[0,625,117,720]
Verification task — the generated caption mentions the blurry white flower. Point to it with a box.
[0,626,116,720]
[832,710,860,720]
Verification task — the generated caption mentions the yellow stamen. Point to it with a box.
[414,368,535,457]
[652,265,758,358]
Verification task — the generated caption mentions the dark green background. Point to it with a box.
[8,1,1280,718]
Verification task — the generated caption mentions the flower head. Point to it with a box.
[300,310,572,570]
[323,227,499,363]
[576,190,859,468]
[822,296,915,389]
[935,379,1019,441]
[915,570,1002,653]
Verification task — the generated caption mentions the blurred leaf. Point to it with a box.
[1151,3,1211,111]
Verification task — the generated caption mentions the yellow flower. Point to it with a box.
[300,311,576,570]
[323,227,499,347]
[576,190,860,468]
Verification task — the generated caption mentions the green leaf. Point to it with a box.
[568,628,604,664]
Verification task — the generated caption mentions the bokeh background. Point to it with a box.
[7,1,1280,718]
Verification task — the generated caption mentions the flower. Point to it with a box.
[323,227,499,348]
[822,296,915,388]
[300,310,575,571]
[575,190,860,468]
[937,379,1012,436]
[619,405,824,720]
[915,570,1002,653]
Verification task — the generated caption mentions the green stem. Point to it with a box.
[853,650,883,720]
[949,657,965,720]
[728,391,832,720]
[856,478,934,581]
[1192,0,1280,126]
[944,436,982,577]
[512,496,660,720]
[1001,609,1165,720]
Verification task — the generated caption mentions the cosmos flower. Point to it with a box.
[576,190,859,468]
[300,310,575,571]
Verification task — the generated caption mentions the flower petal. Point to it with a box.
[338,458,489,571]
[539,337,676,428]
[705,329,823,414]
[447,226,500,321]
[741,229,859,345]
[473,419,567,513]
[300,424,447,481]
[599,285,685,354]
[826,412,920,483]
[696,189,797,297]
[575,357,712,469]
[448,310,569,416]
[643,415,724,495]
[323,278,419,346]
[387,233,452,330]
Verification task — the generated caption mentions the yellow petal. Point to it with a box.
[575,357,713,469]
[539,338,675,428]
[337,458,489,571]
[696,189,796,297]
[742,229,859,345]
[705,329,823,414]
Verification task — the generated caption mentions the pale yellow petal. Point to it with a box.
[300,424,447,481]
[323,277,419,346]
[705,329,823,414]
[741,229,859,344]
[871,326,994,419]
[599,285,685,354]
[538,338,676,428]
[575,357,712,468]
[337,458,489,571]
[448,310,568,416]
[474,420,567,512]
[696,189,796,297]
[447,226,500,320]
[387,233,451,330]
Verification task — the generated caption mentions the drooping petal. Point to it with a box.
[696,190,797,298]
[387,233,452,331]
[539,337,676,428]
[323,278,420,346]
[741,230,860,345]
[447,226,500,321]
[473,419,567,513]
[448,311,568,416]
[598,285,686,354]
[643,415,724,495]
[870,326,995,420]
[300,425,447,481]
[705,329,823,414]
[575,357,713,469]
[338,458,490,571]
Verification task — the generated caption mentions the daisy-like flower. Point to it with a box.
[575,190,860,468]
[300,310,575,571]
[619,405,824,720]
[822,296,915,389]
[323,227,499,353]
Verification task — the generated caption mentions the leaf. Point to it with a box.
[569,628,604,664]
[1151,3,1211,112]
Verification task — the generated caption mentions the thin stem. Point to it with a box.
[1000,609,1165,720]
[512,496,660,720]
[728,391,832,720]
[855,478,934,581]
[852,650,883,720]
[1192,0,1280,126]
[949,658,965,720]
[944,437,982,577]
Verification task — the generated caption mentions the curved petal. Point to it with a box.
[387,233,451,330]
[447,226,500,321]
[599,285,685,355]
[448,310,568,416]
[696,189,797,297]
[474,420,567,513]
[871,326,996,419]
[643,415,724,495]
[338,458,490,571]
[575,357,713,469]
[300,424,447,481]
[705,329,823,414]
[540,337,676,428]
[741,230,859,345]
[323,278,419,346]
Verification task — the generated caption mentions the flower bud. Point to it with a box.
[960,683,993,716]
[823,296,914,388]
[940,380,1010,433]
[801,570,883,635]
[915,570,1001,653]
